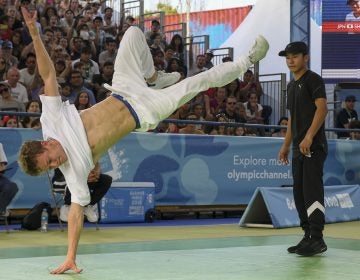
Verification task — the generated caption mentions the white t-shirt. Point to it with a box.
[5,81,28,104]
[243,102,263,119]
[345,12,360,34]
[40,95,94,206]
[19,68,35,89]
[346,12,360,21]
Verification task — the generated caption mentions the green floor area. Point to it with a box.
[1,240,359,280]
[1,221,359,279]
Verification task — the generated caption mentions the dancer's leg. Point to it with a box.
[145,35,269,125]
[111,26,155,89]
[108,35,268,132]
[133,56,252,131]
[161,58,251,109]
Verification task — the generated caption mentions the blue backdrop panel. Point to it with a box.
[1,128,360,209]
[99,182,155,223]
[239,185,360,228]
[0,128,53,208]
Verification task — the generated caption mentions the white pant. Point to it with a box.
[105,26,251,131]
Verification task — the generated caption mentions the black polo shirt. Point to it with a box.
[286,70,327,153]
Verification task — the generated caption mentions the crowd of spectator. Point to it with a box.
[0,0,276,137]
[0,0,338,140]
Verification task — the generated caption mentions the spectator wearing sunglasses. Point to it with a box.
[0,82,25,112]
[219,95,246,124]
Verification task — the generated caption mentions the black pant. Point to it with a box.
[292,149,327,239]
[64,174,112,206]
[0,176,18,212]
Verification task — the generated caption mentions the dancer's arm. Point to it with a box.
[50,203,84,275]
[21,7,59,97]
[299,97,328,156]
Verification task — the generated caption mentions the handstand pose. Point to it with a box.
[19,7,269,274]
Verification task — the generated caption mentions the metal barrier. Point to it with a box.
[163,22,187,44]
[184,34,210,69]
[142,11,165,33]
[1,111,356,140]
[209,47,234,66]
[119,0,144,28]
[258,74,342,133]
[259,73,287,126]
[162,118,360,139]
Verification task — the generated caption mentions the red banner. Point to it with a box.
[323,22,360,33]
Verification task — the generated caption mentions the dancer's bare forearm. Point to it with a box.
[21,7,59,96]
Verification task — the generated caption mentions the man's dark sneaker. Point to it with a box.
[287,236,310,253]
[295,238,327,257]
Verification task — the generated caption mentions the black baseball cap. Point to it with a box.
[345,95,357,102]
[278,41,308,57]
[347,0,359,4]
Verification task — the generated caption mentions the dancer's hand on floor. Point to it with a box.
[50,259,83,274]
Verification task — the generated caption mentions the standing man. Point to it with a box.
[278,42,328,256]
[19,7,268,274]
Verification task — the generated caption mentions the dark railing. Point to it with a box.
[1,111,359,138]
[259,73,287,126]
[210,47,234,66]
[184,34,210,67]
[141,11,165,32]
[119,0,144,28]
[163,22,187,43]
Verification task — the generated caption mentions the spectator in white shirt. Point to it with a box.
[19,52,37,92]
[5,67,28,104]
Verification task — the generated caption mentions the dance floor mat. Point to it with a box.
[0,220,359,280]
